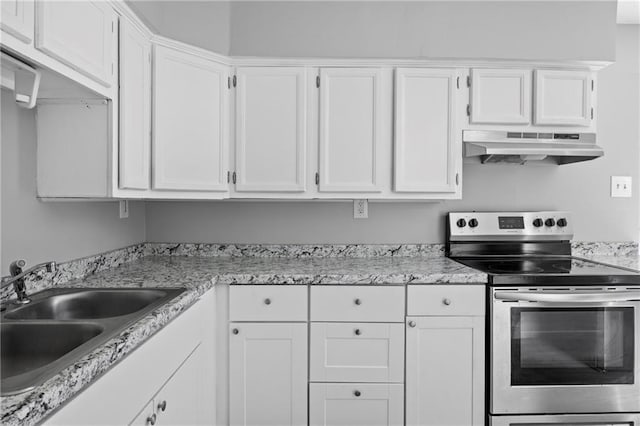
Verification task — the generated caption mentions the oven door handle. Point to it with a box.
[494,291,640,303]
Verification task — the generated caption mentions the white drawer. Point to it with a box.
[310,322,404,383]
[310,383,404,426]
[229,285,308,321]
[407,285,485,316]
[310,286,405,322]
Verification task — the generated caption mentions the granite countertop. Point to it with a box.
[578,254,640,272]
[1,254,485,426]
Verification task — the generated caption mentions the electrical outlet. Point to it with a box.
[119,200,129,218]
[354,199,368,219]
[611,176,632,198]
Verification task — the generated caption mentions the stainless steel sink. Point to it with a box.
[5,289,172,320]
[1,287,186,395]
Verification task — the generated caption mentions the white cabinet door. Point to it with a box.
[534,69,592,126]
[235,67,307,193]
[470,68,531,124]
[1,0,34,43]
[153,45,229,193]
[129,400,155,426]
[309,383,404,426]
[394,68,459,193]
[405,316,485,426]
[35,0,116,87]
[310,322,404,383]
[319,68,384,193]
[229,323,307,426]
[119,19,151,190]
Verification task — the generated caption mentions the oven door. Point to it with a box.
[491,287,640,414]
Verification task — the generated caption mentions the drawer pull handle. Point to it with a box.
[232,328,239,335]
[443,298,452,306]
[354,390,361,397]
[354,298,362,305]
[264,298,272,305]
[408,320,416,328]
[354,329,362,336]
[158,400,167,412]
[147,414,157,426]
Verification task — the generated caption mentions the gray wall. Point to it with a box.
[126,1,231,55]
[1,92,146,271]
[230,1,617,61]
[146,25,640,244]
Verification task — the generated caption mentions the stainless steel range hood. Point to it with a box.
[463,130,603,165]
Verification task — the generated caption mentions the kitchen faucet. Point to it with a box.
[1,259,57,304]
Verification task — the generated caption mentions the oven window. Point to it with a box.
[511,307,635,386]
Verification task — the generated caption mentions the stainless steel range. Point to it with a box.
[446,211,640,426]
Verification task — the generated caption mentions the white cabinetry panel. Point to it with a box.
[470,68,531,124]
[1,0,34,43]
[119,20,151,190]
[36,0,116,87]
[534,69,592,126]
[319,68,384,193]
[235,67,307,192]
[152,45,229,193]
[229,323,307,426]
[394,68,459,193]
[405,316,485,426]
[310,383,404,426]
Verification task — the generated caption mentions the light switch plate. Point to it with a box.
[119,200,129,218]
[611,176,632,198]
[354,199,368,219]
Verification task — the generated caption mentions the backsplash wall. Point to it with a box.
[146,26,639,245]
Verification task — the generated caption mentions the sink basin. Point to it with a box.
[1,287,186,395]
[5,289,172,320]
[1,322,104,380]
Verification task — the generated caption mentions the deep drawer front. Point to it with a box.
[229,285,308,321]
[407,285,485,316]
[310,323,404,383]
[309,383,404,426]
[311,286,405,322]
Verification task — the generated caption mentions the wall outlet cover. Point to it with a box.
[611,176,632,198]
[354,199,368,219]
[119,200,130,218]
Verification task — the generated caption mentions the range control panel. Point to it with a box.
[448,211,573,241]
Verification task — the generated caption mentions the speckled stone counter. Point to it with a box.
[578,255,640,272]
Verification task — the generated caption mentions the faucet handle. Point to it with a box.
[9,260,26,276]
[47,261,57,273]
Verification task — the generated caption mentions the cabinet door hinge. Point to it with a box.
[232,75,237,87]
[591,107,594,120]
[316,76,320,88]
[456,76,460,89]
[591,80,594,91]
[228,76,231,89]
[227,171,230,183]
[315,172,319,185]
[455,172,460,186]
[232,171,237,184]
[466,104,471,116]
[466,76,471,87]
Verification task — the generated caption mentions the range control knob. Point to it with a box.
[533,218,543,228]
[456,218,467,228]
[468,218,478,228]
[557,218,568,227]
[545,218,556,227]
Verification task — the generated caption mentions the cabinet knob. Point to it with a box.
[232,328,239,335]
[443,298,452,306]
[157,400,167,412]
[354,329,361,336]
[354,298,362,305]
[146,414,157,426]
[408,321,416,328]
[264,298,271,305]
[354,390,361,397]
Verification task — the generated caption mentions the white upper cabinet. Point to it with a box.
[35,0,117,87]
[234,67,307,193]
[152,45,229,194]
[1,0,34,43]
[534,69,592,126]
[469,68,531,124]
[319,68,384,193]
[119,20,151,191]
[394,68,460,194]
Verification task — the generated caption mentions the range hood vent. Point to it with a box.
[463,130,603,165]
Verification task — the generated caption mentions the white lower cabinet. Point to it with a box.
[309,383,404,426]
[229,322,308,426]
